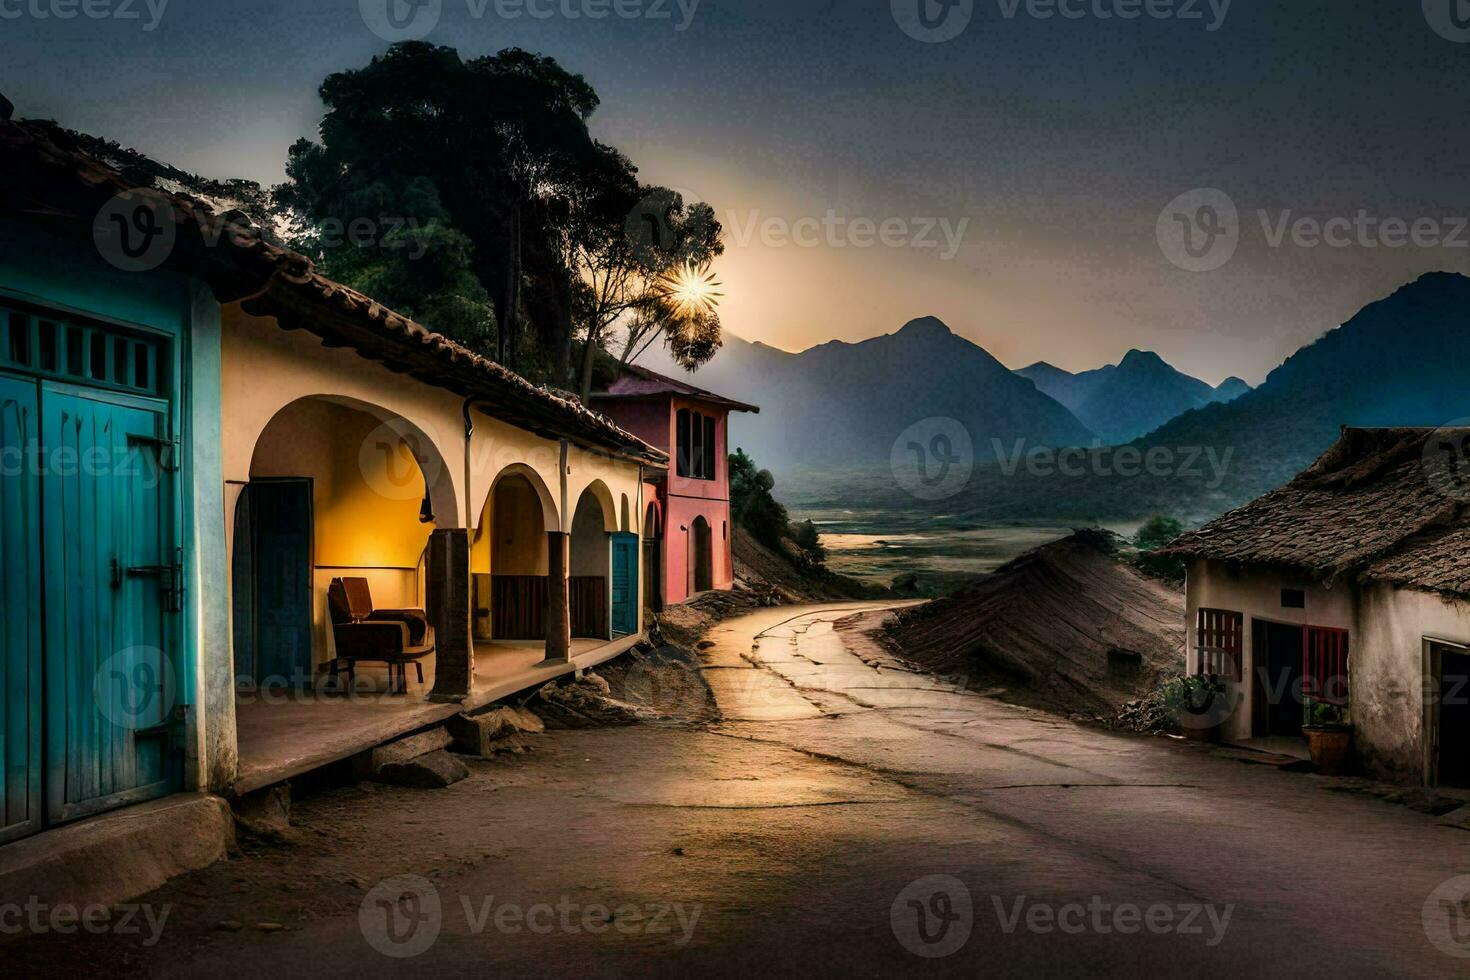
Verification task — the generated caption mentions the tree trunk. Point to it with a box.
[577,327,601,404]
[549,257,573,387]
[502,203,522,369]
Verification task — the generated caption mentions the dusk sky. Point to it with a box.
[6,0,1469,384]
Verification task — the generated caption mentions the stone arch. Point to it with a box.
[247,393,459,530]
[480,462,560,534]
[576,479,619,534]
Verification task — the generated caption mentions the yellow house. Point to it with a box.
[0,114,666,870]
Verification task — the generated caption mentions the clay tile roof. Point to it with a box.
[1164,427,1470,598]
[0,115,666,465]
[592,361,759,414]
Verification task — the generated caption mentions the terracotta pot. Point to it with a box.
[1181,720,1222,743]
[1303,726,1353,775]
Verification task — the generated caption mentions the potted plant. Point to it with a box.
[1302,700,1353,775]
[1164,674,1228,742]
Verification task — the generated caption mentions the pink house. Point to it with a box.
[591,365,759,609]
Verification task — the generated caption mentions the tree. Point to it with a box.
[1134,515,1184,551]
[275,42,604,373]
[1132,515,1186,584]
[788,519,827,570]
[729,448,788,550]
[569,184,724,401]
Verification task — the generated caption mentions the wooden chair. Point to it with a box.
[326,577,435,694]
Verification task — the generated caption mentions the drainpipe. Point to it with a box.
[559,439,570,530]
[461,397,491,529]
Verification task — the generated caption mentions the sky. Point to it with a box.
[5,0,1469,385]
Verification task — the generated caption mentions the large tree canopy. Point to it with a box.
[275,41,724,393]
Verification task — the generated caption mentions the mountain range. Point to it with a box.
[1017,352,1250,444]
[638,272,1470,524]
[639,315,1249,473]
[638,316,1095,472]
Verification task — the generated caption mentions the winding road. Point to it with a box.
[9,602,1470,977]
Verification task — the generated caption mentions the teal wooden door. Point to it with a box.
[611,532,638,637]
[234,480,313,688]
[42,384,178,823]
[0,376,43,844]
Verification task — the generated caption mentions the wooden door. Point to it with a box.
[611,533,638,636]
[42,384,178,823]
[0,375,42,843]
[236,480,313,688]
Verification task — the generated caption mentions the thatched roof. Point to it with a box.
[1165,427,1470,598]
[0,115,666,465]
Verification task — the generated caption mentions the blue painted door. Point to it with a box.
[42,384,178,823]
[0,376,43,844]
[235,480,313,688]
[611,532,639,637]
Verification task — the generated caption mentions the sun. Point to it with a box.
[659,262,723,317]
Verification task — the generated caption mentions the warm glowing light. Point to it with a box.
[660,262,723,316]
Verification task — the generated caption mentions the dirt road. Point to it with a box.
[9,603,1470,977]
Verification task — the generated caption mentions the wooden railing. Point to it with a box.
[570,576,607,639]
[491,575,547,641]
[488,574,607,641]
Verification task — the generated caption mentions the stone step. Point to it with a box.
[368,726,453,774]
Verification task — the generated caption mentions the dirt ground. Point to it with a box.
[8,603,1470,977]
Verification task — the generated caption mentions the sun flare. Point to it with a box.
[660,262,724,317]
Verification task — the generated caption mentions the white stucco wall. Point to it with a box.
[1355,583,1470,782]
[1185,557,1470,783]
[1185,558,1358,743]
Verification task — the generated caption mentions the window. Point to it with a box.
[1196,608,1243,681]
[676,407,719,481]
[1281,589,1305,609]
[676,409,692,477]
[704,415,717,480]
[0,299,165,394]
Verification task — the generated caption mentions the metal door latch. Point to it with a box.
[118,548,185,613]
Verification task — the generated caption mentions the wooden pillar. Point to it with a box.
[544,530,572,664]
[427,528,472,703]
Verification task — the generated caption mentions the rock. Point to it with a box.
[369,727,453,773]
[533,677,641,730]
[448,707,544,757]
[231,784,291,840]
[376,750,470,789]
[255,923,286,933]
[580,672,611,695]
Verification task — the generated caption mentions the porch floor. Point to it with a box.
[232,634,642,795]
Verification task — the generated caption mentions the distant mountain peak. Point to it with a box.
[1020,360,1070,376]
[1118,349,1168,369]
[896,316,953,338]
